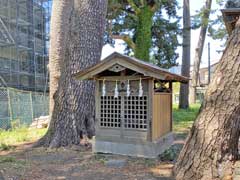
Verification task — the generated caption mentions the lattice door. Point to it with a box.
[99,95,148,130]
[124,96,148,130]
[100,96,121,128]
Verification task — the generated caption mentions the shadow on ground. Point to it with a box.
[0,132,187,180]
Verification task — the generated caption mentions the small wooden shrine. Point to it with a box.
[222,8,240,35]
[75,52,188,158]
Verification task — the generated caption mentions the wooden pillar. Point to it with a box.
[169,81,173,131]
[120,94,124,139]
[95,80,100,132]
[147,79,153,141]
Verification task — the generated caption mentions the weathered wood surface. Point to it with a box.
[96,78,149,141]
[152,93,171,141]
[74,53,188,83]
[30,116,49,129]
[98,79,149,94]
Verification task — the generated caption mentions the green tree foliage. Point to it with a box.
[207,0,240,42]
[188,0,226,52]
[207,7,226,42]
[106,0,180,68]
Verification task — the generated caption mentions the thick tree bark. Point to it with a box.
[174,18,240,180]
[37,0,107,147]
[189,0,212,104]
[49,0,72,119]
[179,0,191,109]
[135,5,154,61]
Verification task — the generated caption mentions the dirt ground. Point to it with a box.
[0,138,186,180]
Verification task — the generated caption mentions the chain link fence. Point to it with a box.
[0,87,49,129]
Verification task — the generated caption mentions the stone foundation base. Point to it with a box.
[92,133,174,158]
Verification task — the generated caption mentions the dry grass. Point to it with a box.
[0,105,201,180]
[0,127,47,150]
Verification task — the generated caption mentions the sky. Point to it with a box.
[101,0,225,68]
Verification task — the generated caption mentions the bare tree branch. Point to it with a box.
[108,20,136,50]
[111,34,136,50]
[150,3,158,12]
[127,0,141,14]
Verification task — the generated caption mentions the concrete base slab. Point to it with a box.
[93,133,174,158]
[105,159,127,168]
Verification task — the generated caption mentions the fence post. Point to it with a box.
[7,88,12,123]
[30,91,34,123]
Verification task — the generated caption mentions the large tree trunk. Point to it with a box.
[189,0,212,104]
[174,19,240,180]
[135,5,153,61]
[37,0,107,148]
[179,0,191,109]
[49,0,72,119]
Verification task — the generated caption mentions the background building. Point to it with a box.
[198,62,218,86]
[169,62,219,103]
[0,0,51,92]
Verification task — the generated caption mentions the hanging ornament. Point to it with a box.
[139,78,143,97]
[114,80,119,98]
[126,80,130,97]
[102,79,106,97]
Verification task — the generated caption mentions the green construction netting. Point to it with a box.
[0,87,49,129]
[0,88,10,129]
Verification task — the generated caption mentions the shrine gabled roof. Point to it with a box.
[74,52,189,83]
[221,8,240,35]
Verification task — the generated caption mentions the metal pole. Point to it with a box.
[208,42,211,84]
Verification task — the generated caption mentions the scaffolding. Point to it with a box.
[0,0,51,92]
